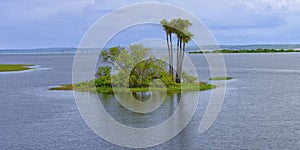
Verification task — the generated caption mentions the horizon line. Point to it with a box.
[1,43,300,50]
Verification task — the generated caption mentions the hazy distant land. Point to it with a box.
[1,44,300,54]
[189,48,300,54]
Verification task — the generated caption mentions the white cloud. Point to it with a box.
[1,0,95,20]
[231,0,300,14]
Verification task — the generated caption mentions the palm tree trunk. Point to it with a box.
[176,38,180,83]
[179,42,186,82]
[166,33,171,75]
[169,34,174,80]
[178,38,183,83]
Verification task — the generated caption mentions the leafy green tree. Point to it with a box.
[95,76,111,87]
[96,66,112,77]
[98,44,176,88]
[100,45,149,74]
[129,58,174,87]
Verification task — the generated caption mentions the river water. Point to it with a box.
[0,53,299,149]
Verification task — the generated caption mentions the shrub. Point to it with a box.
[182,72,197,83]
[96,66,112,77]
[95,76,111,87]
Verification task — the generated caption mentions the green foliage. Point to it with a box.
[170,18,192,36]
[99,46,124,64]
[161,19,173,34]
[74,80,95,88]
[129,58,172,87]
[111,70,128,87]
[159,71,176,87]
[129,75,137,87]
[182,72,197,83]
[98,45,178,88]
[100,45,149,73]
[95,76,111,87]
[96,66,111,77]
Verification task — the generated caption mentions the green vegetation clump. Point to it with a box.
[0,64,33,72]
[209,76,233,80]
[98,45,176,88]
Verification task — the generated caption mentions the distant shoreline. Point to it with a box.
[189,49,300,54]
[1,46,300,55]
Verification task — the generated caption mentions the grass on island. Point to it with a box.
[189,49,300,54]
[49,82,216,93]
[209,76,233,80]
[48,84,74,91]
[0,64,33,72]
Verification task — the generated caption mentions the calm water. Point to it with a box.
[0,53,299,149]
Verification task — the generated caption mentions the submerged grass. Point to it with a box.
[0,64,33,72]
[48,84,74,90]
[209,76,233,80]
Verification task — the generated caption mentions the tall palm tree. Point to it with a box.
[161,19,174,79]
[171,18,192,83]
[169,21,175,80]
[170,18,182,83]
[178,31,193,80]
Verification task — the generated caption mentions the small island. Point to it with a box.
[50,18,218,93]
[50,44,216,93]
[0,64,33,72]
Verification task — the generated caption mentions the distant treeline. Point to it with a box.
[189,48,300,54]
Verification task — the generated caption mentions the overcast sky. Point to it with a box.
[1,0,300,49]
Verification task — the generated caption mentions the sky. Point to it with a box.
[1,0,300,49]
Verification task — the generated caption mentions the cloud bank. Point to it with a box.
[0,0,300,48]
